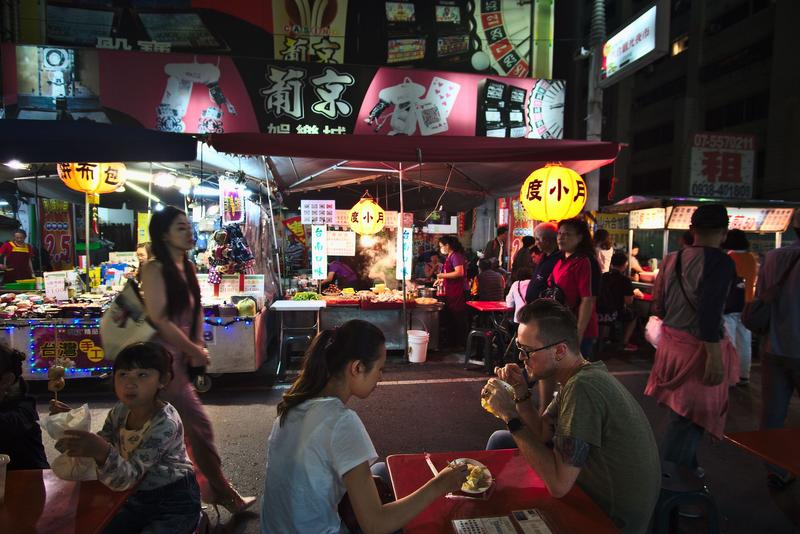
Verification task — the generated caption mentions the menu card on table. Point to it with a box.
[451,510,553,534]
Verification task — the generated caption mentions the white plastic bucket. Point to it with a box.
[407,330,430,363]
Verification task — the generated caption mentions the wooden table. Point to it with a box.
[725,428,800,476]
[387,449,620,533]
[0,469,134,534]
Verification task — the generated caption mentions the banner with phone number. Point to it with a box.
[38,199,74,270]
[31,325,110,371]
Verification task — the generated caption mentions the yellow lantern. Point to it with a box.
[349,192,385,235]
[57,162,127,196]
[519,163,587,222]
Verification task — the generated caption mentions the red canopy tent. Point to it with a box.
[208,134,621,205]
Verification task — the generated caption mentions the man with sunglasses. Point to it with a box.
[482,299,660,534]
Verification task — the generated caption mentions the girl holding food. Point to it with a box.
[261,319,468,534]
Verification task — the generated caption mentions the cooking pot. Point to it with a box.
[416,287,437,299]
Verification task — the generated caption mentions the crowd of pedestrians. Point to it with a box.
[1,205,798,533]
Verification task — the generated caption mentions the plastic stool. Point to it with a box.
[652,461,720,534]
[464,328,494,369]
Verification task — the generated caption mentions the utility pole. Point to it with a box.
[585,0,606,211]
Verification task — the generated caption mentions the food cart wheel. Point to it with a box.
[193,374,212,394]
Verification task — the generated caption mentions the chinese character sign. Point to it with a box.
[272,0,348,64]
[219,178,245,224]
[519,164,587,222]
[348,194,385,235]
[327,231,356,256]
[311,225,328,280]
[689,133,755,199]
[57,162,127,195]
[31,325,110,371]
[300,200,336,225]
[39,199,74,270]
[395,227,413,280]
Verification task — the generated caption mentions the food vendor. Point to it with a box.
[0,229,34,283]
[435,235,468,351]
[322,257,359,290]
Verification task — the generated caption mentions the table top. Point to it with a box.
[271,300,327,310]
[725,428,800,476]
[467,301,513,313]
[0,469,134,534]
[387,449,619,534]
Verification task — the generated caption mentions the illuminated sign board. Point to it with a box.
[599,0,669,88]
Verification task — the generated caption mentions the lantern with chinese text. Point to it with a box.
[57,162,127,275]
[348,192,385,235]
[519,163,587,222]
[57,162,127,201]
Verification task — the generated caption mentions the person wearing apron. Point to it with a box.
[0,229,34,283]
[435,235,468,350]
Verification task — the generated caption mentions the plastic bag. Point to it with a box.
[644,316,663,349]
[40,404,98,481]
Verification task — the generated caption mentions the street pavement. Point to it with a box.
[33,346,800,533]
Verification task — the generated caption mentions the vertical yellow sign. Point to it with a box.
[137,212,151,244]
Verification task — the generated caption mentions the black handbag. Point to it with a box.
[742,253,800,335]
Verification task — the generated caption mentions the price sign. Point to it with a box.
[327,231,356,256]
[44,271,69,301]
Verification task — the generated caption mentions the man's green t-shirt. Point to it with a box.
[546,361,661,534]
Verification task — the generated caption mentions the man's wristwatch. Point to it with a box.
[506,417,524,434]
[514,390,532,403]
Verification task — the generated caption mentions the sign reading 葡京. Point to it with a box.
[395,227,413,280]
[311,225,328,280]
[327,231,356,256]
[689,133,755,200]
[300,200,336,225]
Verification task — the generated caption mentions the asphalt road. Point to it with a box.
[32,348,800,533]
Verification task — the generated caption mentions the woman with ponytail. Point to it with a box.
[141,206,254,514]
[261,320,468,534]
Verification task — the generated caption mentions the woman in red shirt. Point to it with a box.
[549,219,600,360]
[0,229,34,283]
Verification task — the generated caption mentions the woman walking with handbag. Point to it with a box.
[140,206,254,514]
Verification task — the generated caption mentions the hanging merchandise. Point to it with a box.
[219,177,245,224]
[207,223,255,286]
[520,163,587,222]
[348,192,386,235]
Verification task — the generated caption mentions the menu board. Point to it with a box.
[760,208,795,233]
[727,208,768,232]
[334,209,350,227]
[629,208,666,230]
[300,200,336,225]
[327,231,356,256]
[666,205,696,230]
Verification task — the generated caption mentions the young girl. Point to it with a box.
[52,342,200,534]
[261,319,468,534]
[0,343,49,470]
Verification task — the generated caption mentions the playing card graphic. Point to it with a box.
[364,75,461,136]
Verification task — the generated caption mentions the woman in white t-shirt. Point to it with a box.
[594,229,614,273]
[261,319,468,534]
[505,267,533,323]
